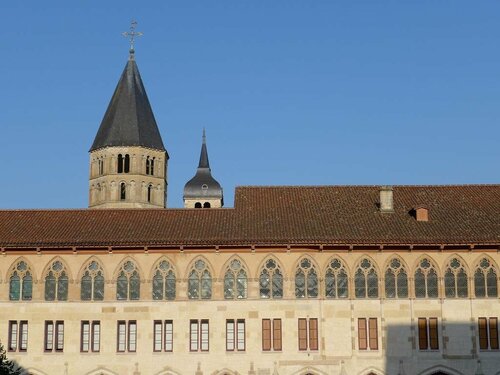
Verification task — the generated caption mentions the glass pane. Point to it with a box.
[153,272,163,300]
[385,270,396,298]
[22,274,32,301]
[307,269,318,298]
[272,271,283,299]
[129,272,140,300]
[188,271,199,299]
[9,274,20,301]
[57,274,68,301]
[456,269,468,298]
[165,272,176,300]
[474,269,486,298]
[260,270,270,298]
[116,274,128,300]
[45,273,56,301]
[414,270,426,298]
[486,269,498,297]
[338,270,349,298]
[81,274,92,300]
[355,270,366,298]
[295,270,306,298]
[397,270,408,298]
[201,270,212,299]
[224,271,234,299]
[94,274,104,301]
[444,270,456,298]
[367,269,378,298]
[427,269,438,298]
[325,270,335,298]
[236,270,247,299]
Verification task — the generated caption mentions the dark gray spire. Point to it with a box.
[90,58,166,153]
[184,130,223,202]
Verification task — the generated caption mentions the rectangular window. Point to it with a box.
[262,319,271,351]
[273,319,282,351]
[226,319,245,351]
[8,321,18,352]
[263,319,283,351]
[117,321,126,352]
[55,321,64,352]
[81,321,100,353]
[190,319,209,352]
[418,317,439,350]
[478,317,499,350]
[358,318,378,351]
[298,318,318,351]
[19,321,28,352]
[128,321,137,352]
[45,321,54,351]
[153,320,173,352]
[165,320,173,352]
[154,321,162,352]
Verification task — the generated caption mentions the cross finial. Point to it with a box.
[122,20,143,60]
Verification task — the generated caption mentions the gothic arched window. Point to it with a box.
[203,202,211,208]
[385,258,408,298]
[259,259,283,299]
[195,202,202,208]
[150,157,155,175]
[414,258,439,298]
[124,154,130,173]
[81,260,104,301]
[116,261,140,300]
[120,182,126,200]
[355,258,378,298]
[45,260,69,301]
[152,260,176,300]
[295,258,318,298]
[146,157,150,175]
[474,258,498,298]
[224,259,247,299]
[444,257,468,298]
[9,260,33,301]
[188,259,212,299]
[325,258,349,298]
[147,185,153,203]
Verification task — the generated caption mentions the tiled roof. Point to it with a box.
[0,185,499,248]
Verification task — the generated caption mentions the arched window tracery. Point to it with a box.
[414,258,439,298]
[295,257,318,298]
[259,258,283,299]
[116,260,140,300]
[152,259,176,300]
[224,259,247,299]
[81,260,105,301]
[188,259,212,299]
[9,260,33,301]
[354,258,378,298]
[444,257,468,298]
[385,258,408,298]
[325,258,349,298]
[45,260,69,301]
[474,257,498,298]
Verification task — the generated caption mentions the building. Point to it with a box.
[1,44,500,375]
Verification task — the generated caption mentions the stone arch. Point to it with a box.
[218,255,249,280]
[220,255,249,299]
[472,253,499,297]
[473,253,499,272]
[7,256,37,281]
[442,254,470,298]
[112,256,144,282]
[357,367,385,375]
[293,254,320,298]
[417,364,465,375]
[322,255,351,277]
[292,254,321,275]
[153,367,183,375]
[150,256,177,300]
[412,254,442,275]
[255,254,287,279]
[84,368,120,375]
[149,256,177,280]
[290,366,330,375]
[353,254,380,299]
[185,255,215,280]
[323,255,350,298]
[186,256,214,300]
[442,253,470,274]
[77,256,108,281]
[382,255,410,298]
[382,254,410,274]
[211,369,239,375]
[41,256,73,281]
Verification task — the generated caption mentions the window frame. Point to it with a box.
[478,317,499,351]
[298,318,318,351]
[358,318,379,351]
[226,319,245,352]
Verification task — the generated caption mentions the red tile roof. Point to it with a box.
[0,185,499,248]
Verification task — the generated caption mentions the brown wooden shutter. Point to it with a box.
[429,318,439,350]
[273,319,282,351]
[262,319,271,351]
[309,318,318,350]
[298,318,308,350]
[368,318,378,350]
[489,318,498,350]
[418,318,428,350]
[358,318,367,350]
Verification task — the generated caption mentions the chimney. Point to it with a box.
[380,186,394,213]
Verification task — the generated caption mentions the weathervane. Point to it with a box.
[122,20,143,59]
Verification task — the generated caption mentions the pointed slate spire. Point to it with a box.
[198,128,209,169]
[90,57,166,152]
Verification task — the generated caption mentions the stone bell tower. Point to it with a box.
[89,25,168,209]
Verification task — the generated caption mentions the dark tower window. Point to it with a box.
[146,157,150,175]
[203,202,211,208]
[195,202,202,208]
[150,158,155,175]
[120,183,126,200]
[117,154,124,173]
[98,159,104,175]
[147,185,153,203]
[124,154,130,173]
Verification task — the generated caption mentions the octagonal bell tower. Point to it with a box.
[89,43,168,209]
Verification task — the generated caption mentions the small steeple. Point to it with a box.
[183,130,224,208]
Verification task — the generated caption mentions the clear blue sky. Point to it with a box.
[1,1,498,208]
